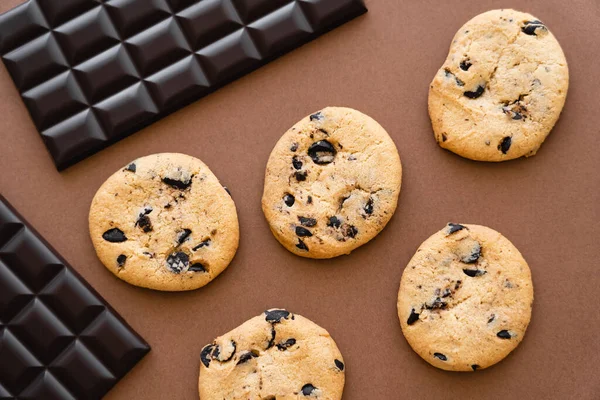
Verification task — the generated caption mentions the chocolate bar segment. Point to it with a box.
[0,0,367,170]
[0,196,149,399]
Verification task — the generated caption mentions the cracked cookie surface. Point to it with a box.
[198,309,345,400]
[262,107,402,259]
[89,153,239,291]
[397,224,533,371]
[429,9,569,161]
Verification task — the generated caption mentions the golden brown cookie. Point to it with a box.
[397,223,533,371]
[429,9,569,161]
[199,309,345,399]
[89,153,239,291]
[262,107,402,259]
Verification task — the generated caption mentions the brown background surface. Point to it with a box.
[1,0,599,399]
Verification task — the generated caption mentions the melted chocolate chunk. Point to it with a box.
[136,215,152,233]
[310,112,323,121]
[488,314,495,324]
[266,327,276,349]
[328,216,342,228]
[237,351,258,365]
[471,364,480,371]
[125,163,136,172]
[166,251,189,273]
[298,216,317,227]
[103,228,127,242]
[334,359,344,371]
[200,344,215,367]
[497,330,512,339]
[295,226,313,237]
[464,85,485,99]
[117,254,126,267]
[177,229,192,245]
[308,140,336,165]
[276,338,296,351]
[295,171,307,181]
[343,225,358,238]
[522,20,546,36]
[307,196,313,204]
[189,263,207,272]
[296,239,309,251]
[433,353,447,361]
[425,297,447,310]
[216,341,236,362]
[460,60,472,71]
[498,136,512,154]
[284,194,295,207]
[193,239,211,251]
[265,309,291,323]
[364,198,373,215]
[292,156,303,170]
[463,269,486,277]
[162,176,192,190]
[447,223,465,234]
[290,143,298,152]
[302,384,317,396]
[407,309,420,325]
[441,133,447,142]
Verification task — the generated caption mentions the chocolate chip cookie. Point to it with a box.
[262,107,402,259]
[89,153,239,291]
[429,9,569,161]
[397,223,533,371]
[198,309,345,399]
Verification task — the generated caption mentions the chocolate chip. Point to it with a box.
[298,216,317,227]
[407,309,420,325]
[189,263,207,272]
[471,364,480,371]
[455,280,462,290]
[223,186,231,196]
[266,327,276,349]
[447,223,465,234]
[497,330,512,339]
[444,68,465,86]
[522,20,546,36]
[308,140,336,165]
[237,351,258,365]
[433,353,447,361]
[125,163,136,172]
[461,242,481,264]
[425,297,447,310]
[295,226,313,237]
[364,198,373,215]
[464,85,485,99]
[276,338,296,351]
[177,229,192,245]
[441,288,452,298]
[192,239,211,251]
[290,143,298,152]
[214,341,236,362]
[295,171,307,181]
[460,60,472,71]
[102,228,127,242]
[310,112,323,121]
[166,251,189,273]
[343,225,358,238]
[307,196,313,204]
[164,203,172,209]
[292,156,303,170]
[441,133,447,142]
[117,254,126,267]
[301,384,317,396]
[498,136,512,154]
[284,194,295,207]
[463,269,486,277]
[334,359,344,371]
[200,344,215,367]
[328,216,342,228]
[265,309,291,323]
[162,176,192,190]
[488,314,495,323]
[319,128,329,135]
[135,215,152,233]
[296,239,309,250]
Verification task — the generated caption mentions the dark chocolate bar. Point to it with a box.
[0,195,149,399]
[0,0,367,170]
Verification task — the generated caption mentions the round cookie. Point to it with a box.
[199,309,345,399]
[89,153,239,291]
[262,107,402,259]
[397,223,533,371]
[428,9,569,161]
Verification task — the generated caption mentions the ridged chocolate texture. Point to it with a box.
[0,195,150,399]
[0,0,367,170]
